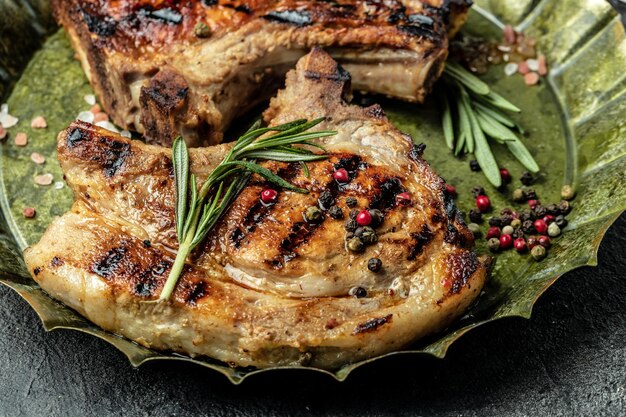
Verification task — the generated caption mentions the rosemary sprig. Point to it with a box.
[441,61,539,187]
[159,118,335,301]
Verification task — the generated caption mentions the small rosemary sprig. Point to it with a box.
[441,61,540,187]
[159,118,335,301]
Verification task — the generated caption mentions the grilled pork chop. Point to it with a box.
[24,49,488,369]
[52,0,472,146]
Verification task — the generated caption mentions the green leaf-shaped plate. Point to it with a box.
[1,0,625,384]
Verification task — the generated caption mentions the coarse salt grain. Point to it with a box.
[121,130,132,138]
[84,94,96,106]
[518,61,530,75]
[34,173,53,186]
[14,132,28,146]
[95,121,119,133]
[0,113,18,128]
[504,63,518,76]
[54,181,65,190]
[90,104,101,114]
[524,72,540,86]
[77,111,95,123]
[30,152,46,164]
[526,59,539,72]
[93,112,109,123]
[31,116,47,129]
[0,103,8,114]
[23,207,36,219]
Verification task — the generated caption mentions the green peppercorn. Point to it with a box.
[356,226,378,245]
[304,206,323,223]
[468,223,481,238]
[512,188,526,203]
[367,258,383,273]
[511,219,522,229]
[345,197,358,208]
[193,22,211,38]
[502,225,514,235]
[487,237,500,252]
[561,185,576,201]
[531,245,547,261]
[548,222,561,237]
[347,237,365,252]
[328,205,344,220]
[344,219,358,232]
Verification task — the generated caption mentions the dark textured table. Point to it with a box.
[0,213,623,417]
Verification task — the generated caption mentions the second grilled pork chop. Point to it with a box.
[52,0,472,146]
[24,49,488,369]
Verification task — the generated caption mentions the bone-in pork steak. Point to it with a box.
[24,49,488,369]
[52,0,472,146]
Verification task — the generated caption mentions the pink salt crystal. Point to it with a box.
[34,173,53,186]
[93,112,110,123]
[503,25,516,44]
[538,54,548,76]
[518,61,530,75]
[90,104,102,114]
[14,132,28,146]
[30,116,47,129]
[0,126,6,140]
[23,207,36,219]
[524,72,540,86]
[30,152,46,165]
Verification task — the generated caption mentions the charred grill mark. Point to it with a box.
[370,177,406,210]
[99,137,131,177]
[66,128,85,148]
[409,143,426,161]
[445,251,480,295]
[51,256,64,267]
[92,246,127,278]
[304,65,350,83]
[408,225,434,260]
[184,281,208,305]
[398,24,437,39]
[272,221,323,267]
[81,9,117,37]
[264,10,312,26]
[133,259,171,297]
[443,187,458,220]
[352,314,393,335]
[444,224,461,245]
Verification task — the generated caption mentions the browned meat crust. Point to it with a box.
[52,0,471,146]
[24,49,487,369]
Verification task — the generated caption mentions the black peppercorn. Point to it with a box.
[349,209,359,219]
[546,204,559,216]
[355,287,367,298]
[500,208,513,216]
[501,213,514,226]
[555,215,568,228]
[533,205,548,218]
[142,240,151,248]
[355,226,378,245]
[471,186,486,198]
[344,219,358,232]
[345,197,358,208]
[558,200,572,215]
[469,209,483,224]
[489,217,503,228]
[368,258,383,273]
[520,209,534,222]
[522,220,535,234]
[523,188,538,200]
[520,171,534,185]
[512,229,525,239]
[470,160,481,172]
[328,205,344,220]
[318,190,335,210]
[369,209,384,227]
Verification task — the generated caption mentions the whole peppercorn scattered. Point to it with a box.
[333,168,349,183]
[368,209,384,227]
[538,235,551,248]
[349,286,368,298]
[345,197,358,208]
[356,226,378,245]
[500,207,513,216]
[531,245,547,261]
[344,219,358,232]
[395,192,411,206]
[527,199,539,209]
[500,168,512,183]
[469,209,483,223]
[546,204,559,216]
[527,236,539,249]
[558,200,572,215]
[347,237,365,252]
[318,190,335,209]
[471,186,486,198]
[468,223,482,238]
[524,188,538,201]
[476,195,491,213]
[349,209,359,219]
[193,22,211,38]
[512,229,525,239]
[143,240,151,248]
[542,214,556,224]
[512,188,526,202]
[555,215,568,228]
[445,183,457,197]
[499,233,513,250]
[486,226,501,240]
[502,225,514,235]
[522,220,535,234]
[520,171,534,185]
[23,207,36,218]
[367,258,383,273]
[520,210,534,222]
[304,206,323,223]
[356,209,372,226]
[489,217,503,228]
[561,185,576,201]
[534,206,548,219]
[260,188,278,204]
[514,237,528,253]
[328,205,344,220]
[534,219,548,235]
[469,160,481,172]
[548,222,561,237]
[511,218,522,229]
[487,237,500,252]
[501,213,514,226]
